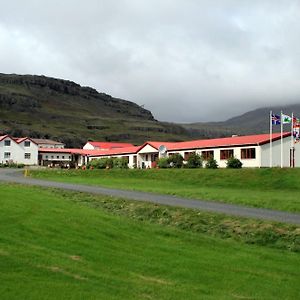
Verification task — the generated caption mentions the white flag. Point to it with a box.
[282,113,292,124]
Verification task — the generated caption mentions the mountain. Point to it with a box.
[181,104,300,138]
[0,73,189,147]
[1,73,299,146]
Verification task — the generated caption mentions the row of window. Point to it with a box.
[183,148,256,160]
[4,140,31,147]
[4,152,31,159]
[45,155,71,160]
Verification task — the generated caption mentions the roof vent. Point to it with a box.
[231,135,238,137]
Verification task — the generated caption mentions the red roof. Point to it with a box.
[0,135,37,144]
[38,133,291,157]
[38,146,141,156]
[0,135,8,141]
[86,142,134,149]
[144,133,290,151]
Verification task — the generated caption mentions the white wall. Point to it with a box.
[168,146,261,168]
[41,153,72,161]
[261,136,298,167]
[38,143,64,149]
[83,143,95,150]
[17,140,38,165]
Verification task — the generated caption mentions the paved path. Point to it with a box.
[0,168,300,225]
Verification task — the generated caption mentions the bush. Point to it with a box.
[88,157,128,169]
[186,153,202,168]
[226,157,243,169]
[168,153,184,168]
[205,157,218,169]
[157,157,169,168]
[113,157,128,169]
[88,158,109,169]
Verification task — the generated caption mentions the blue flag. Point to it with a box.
[272,114,281,125]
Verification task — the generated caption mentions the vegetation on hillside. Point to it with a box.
[0,73,189,147]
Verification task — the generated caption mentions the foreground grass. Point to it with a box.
[1,183,300,299]
[31,168,300,212]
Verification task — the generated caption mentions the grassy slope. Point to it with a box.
[0,183,300,299]
[31,168,300,213]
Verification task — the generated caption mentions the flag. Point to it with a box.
[271,114,281,125]
[282,113,292,124]
[293,116,300,128]
[293,127,300,143]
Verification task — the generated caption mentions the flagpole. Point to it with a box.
[270,110,272,168]
[280,110,283,168]
[291,112,294,168]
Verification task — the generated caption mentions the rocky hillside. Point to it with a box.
[0,74,189,147]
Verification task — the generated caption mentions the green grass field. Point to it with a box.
[31,168,300,212]
[1,183,300,299]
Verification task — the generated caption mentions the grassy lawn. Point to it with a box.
[31,168,300,212]
[1,183,300,299]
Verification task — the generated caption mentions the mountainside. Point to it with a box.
[1,73,299,146]
[182,104,300,138]
[0,74,189,147]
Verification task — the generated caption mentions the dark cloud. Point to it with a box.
[1,0,300,122]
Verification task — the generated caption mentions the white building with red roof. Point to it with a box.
[0,135,38,165]
[37,132,298,168]
[135,132,296,168]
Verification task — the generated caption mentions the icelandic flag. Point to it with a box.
[272,114,281,125]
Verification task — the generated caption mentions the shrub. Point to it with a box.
[168,153,184,168]
[186,153,202,168]
[226,157,243,169]
[88,158,108,169]
[157,157,169,168]
[205,157,218,169]
[113,157,128,169]
[88,157,128,169]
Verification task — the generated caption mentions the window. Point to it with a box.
[51,156,54,159]
[24,153,31,159]
[57,156,59,159]
[241,148,256,159]
[220,149,234,160]
[45,155,48,159]
[62,156,65,159]
[4,152,11,159]
[184,152,194,160]
[4,140,11,146]
[201,151,214,160]
[24,141,31,147]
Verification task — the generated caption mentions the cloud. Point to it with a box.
[1,0,300,122]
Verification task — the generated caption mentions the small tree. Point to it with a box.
[205,157,218,169]
[186,152,202,168]
[226,157,242,168]
[168,153,184,168]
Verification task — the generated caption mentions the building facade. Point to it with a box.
[0,135,38,165]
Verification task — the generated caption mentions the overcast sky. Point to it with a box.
[1,1,300,122]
